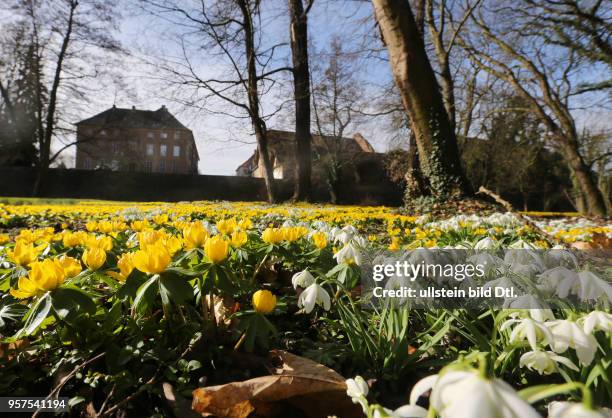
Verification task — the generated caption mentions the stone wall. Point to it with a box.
[0,167,402,205]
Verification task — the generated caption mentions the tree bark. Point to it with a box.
[33,0,77,196]
[288,0,312,201]
[237,0,276,203]
[372,0,470,198]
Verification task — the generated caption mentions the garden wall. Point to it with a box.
[0,167,403,205]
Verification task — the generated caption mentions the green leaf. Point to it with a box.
[159,275,194,306]
[133,275,159,315]
[51,287,96,321]
[19,293,52,336]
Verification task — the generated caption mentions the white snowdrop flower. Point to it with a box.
[501,317,553,350]
[411,371,541,418]
[574,271,612,303]
[298,283,331,313]
[346,376,369,414]
[291,269,315,289]
[346,375,369,398]
[468,253,503,276]
[519,350,579,375]
[548,401,612,418]
[503,249,545,272]
[475,237,497,249]
[543,249,578,269]
[509,239,536,249]
[334,225,358,244]
[537,267,578,296]
[546,320,599,366]
[503,295,554,322]
[390,404,428,418]
[352,235,368,248]
[579,311,612,334]
[334,242,362,265]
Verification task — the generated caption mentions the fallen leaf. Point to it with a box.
[192,350,362,418]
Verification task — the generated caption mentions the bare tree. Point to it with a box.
[459,7,608,215]
[288,0,313,201]
[372,0,471,198]
[141,0,292,202]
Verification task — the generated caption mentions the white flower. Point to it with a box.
[546,320,599,366]
[580,311,612,334]
[291,269,315,289]
[574,271,612,303]
[548,401,612,418]
[519,350,579,375]
[334,225,358,244]
[474,237,497,249]
[334,242,362,265]
[411,371,540,418]
[390,404,428,418]
[503,295,554,322]
[346,376,369,413]
[543,249,578,269]
[346,375,369,398]
[298,283,331,313]
[509,239,536,249]
[501,317,553,350]
[467,252,503,276]
[537,267,578,296]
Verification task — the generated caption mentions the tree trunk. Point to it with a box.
[288,0,312,201]
[238,0,276,203]
[372,0,470,198]
[559,140,607,216]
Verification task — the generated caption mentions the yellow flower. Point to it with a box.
[85,235,113,251]
[389,237,400,251]
[131,219,150,232]
[217,218,237,235]
[238,218,253,230]
[6,242,41,266]
[164,236,183,255]
[183,223,209,249]
[230,230,248,248]
[282,226,308,242]
[63,231,87,247]
[311,231,327,249]
[205,235,229,263]
[138,230,165,248]
[10,259,65,299]
[82,247,107,270]
[252,289,276,314]
[110,252,135,281]
[152,214,169,225]
[0,234,9,245]
[55,255,82,278]
[262,227,284,244]
[133,244,171,274]
[86,221,98,232]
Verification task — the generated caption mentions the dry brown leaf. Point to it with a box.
[192,350,362,418]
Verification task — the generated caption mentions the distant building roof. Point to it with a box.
[76,105,189,130]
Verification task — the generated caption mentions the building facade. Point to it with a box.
[75,105,199,174]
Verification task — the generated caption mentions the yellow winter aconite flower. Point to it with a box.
[152,214,169,225]
[63,231,87,247]
[183,222,209,249]
[0,234,9,245]
[10,259,65,299]
[217,218,238,235]
[6,242,42,266]
[55,255,82,278]
[164,236,183,255]
[138,230,166,248]
[283,226,308,242]
[205,235,229,263]
[131,219,150,232]
[82,247,107,270]
[85,235,113,251]
[133,243,171,274]
[86,221,98,232]
[109,252,135,281]
[389,237,400,251]
[262,227,284,244]
[230,230,248,248]
[252,289,276,314]
[238,218,253,230]
[311,231,327,249]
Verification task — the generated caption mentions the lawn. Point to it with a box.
[0,199,610,417]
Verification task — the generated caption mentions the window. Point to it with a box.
[84,158,92,169]
[159,160,166,173]
[173,145,181,157]
[160,132,168,139]
[147,132,154,139]
[160,144,167,157]
[172,160,178,173]
[144,160,152,172]
[174,131,181,139]
[112,142,119,154]
[146,144,154,156]
[129,140,137,151]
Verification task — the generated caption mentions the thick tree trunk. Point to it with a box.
[238,0,276,203]
[372,0,470,198]
[288,0,312,201]
[559,140,607,216]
